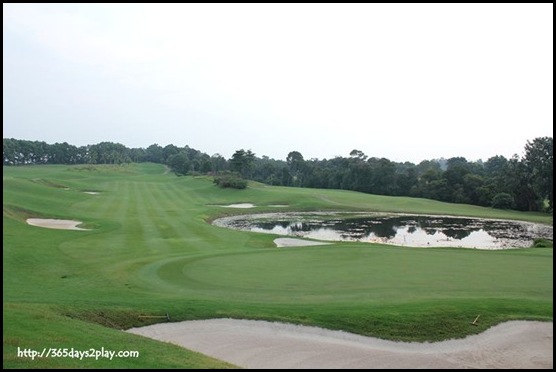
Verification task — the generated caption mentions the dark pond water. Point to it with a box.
[213,212,553,249]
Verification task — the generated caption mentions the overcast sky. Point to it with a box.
[3,4,553,163]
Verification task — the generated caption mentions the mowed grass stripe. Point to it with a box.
[142,182,182,243]
[147,180,199,252]
[79,179,129,219]
[65,181,144,279]
[148,180,239,253]
[130,180,167,255]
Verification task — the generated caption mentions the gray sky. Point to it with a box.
[3,4,553,163]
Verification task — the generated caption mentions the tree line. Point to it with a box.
[3,137,552,212]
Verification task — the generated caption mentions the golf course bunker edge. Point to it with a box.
[26,218,90,231]
[127,319,553,369]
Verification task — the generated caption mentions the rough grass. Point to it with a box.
[3,304,236,369]
[3,163,553,368]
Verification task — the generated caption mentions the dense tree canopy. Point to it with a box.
[523,137,553,210]
[3,137,553,213]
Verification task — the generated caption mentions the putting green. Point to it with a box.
[151,246,551,303]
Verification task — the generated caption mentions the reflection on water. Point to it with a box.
[213,213,553,249]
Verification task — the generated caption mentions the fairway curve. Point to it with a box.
[128,319,552,369]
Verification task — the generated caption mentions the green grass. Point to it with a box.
[3,163,553,368]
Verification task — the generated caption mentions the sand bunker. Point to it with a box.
[217,203,288,209]
[274,238,331,247]
[128,319,552,369]
[83,191,99,195]
[26,218,89,231]
[221,203,256,208]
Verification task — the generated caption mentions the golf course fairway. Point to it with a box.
[3,163,553,368]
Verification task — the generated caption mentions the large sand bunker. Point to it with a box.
[128,319,552,369]
[26,218,89,231]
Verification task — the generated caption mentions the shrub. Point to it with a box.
[532,238,553,248]
[213,173,248,189]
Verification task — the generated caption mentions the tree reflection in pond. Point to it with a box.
[213,212,553,249]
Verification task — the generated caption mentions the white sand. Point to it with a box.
[83,191,99,195]
[128,319,553,369]
[274,238,331,247]
[26,218,89,231]
[221,203,256,208]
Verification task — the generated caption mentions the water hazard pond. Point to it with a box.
[213,212,553,249]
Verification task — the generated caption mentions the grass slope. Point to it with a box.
[3,163,553,368]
